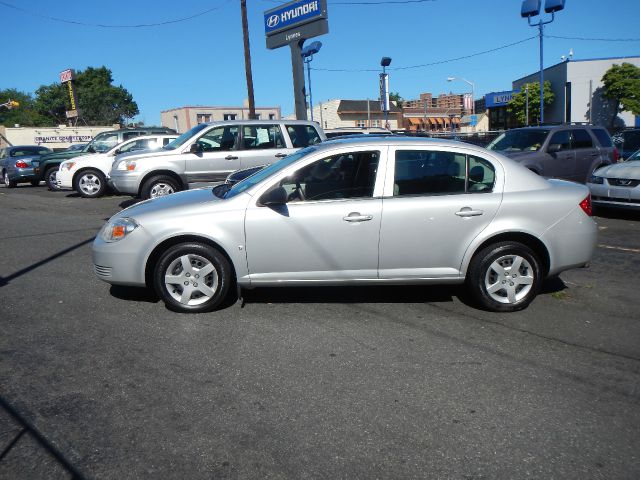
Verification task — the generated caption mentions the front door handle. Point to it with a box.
[343,212,373,222]
[275,153,287,158]
[455,207,484,217]
[225,155,238,161]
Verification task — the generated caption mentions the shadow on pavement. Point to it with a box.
[109,285,160,303]
[594,206,640,221]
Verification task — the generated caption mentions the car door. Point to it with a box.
[378,148,502,279]
[570,128,600,182]
[185,125,240,182]
[544,130,576,181]
[237,124,290,170]
[244,149,384,282]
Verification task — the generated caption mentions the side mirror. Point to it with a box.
[189,143,203,154]
[259,186,288,206]
[86,145,96,153]
[547,143,562,154]
[112,149,121,156]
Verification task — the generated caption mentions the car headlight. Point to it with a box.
[100,217,139,242]
[61,162,76,171]
[588,175,604,185]
[115,160,137,171]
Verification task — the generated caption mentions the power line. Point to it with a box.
[547,34,640,42]
[312,36,537,72]
[0,0,233,28]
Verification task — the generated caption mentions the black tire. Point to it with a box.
[153,243,232,313]
[45,167,59,191]
[3,171,16,188]
[74,169,107,198]
[141,175,179,200]
[466,241,542,312]
[30,180,40,187]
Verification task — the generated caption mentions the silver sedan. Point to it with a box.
[588,150,640,210]
[93,137,597,313]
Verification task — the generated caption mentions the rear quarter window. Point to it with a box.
[286,125,323,148]
[591,128,612,148]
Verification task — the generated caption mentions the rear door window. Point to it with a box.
[286,124,323,148]
[241,125,285,150]
[571,129,594,149]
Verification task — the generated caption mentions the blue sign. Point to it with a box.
[485,90,520,108]
[264,0,326,36]
[470,115,477,126]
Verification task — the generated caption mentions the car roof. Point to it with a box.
[318,135,489,154]
[202,120,319,126]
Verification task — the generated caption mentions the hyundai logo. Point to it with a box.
[267,15,280,28]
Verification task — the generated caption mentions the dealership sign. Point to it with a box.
[485,90,520,108]
[34,135,92,144]
[264,0,326,36]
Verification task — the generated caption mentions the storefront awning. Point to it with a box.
[407,118,420,125]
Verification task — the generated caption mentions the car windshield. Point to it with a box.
[487,129,549,152]
[626,149,640,161]
[220,146,319,199]
[164,124,209,151]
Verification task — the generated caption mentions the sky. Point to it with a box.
[1,0,639,125]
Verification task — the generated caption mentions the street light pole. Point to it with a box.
[380,57,392,130]
[521,0,566,125]
[301,41,322,122]
[447,76,475,115]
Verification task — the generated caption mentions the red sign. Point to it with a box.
[59,69,74,83]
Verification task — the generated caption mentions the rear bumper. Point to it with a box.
[8,167,37,182]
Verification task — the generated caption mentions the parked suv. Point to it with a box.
[34,126,176,190]
[109,120,326,199]
[487,124,618,183]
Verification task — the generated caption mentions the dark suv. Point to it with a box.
[487,125,618,183]
[34,126,175,190]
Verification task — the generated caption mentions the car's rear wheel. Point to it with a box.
[153,243,232,313]
[467,241,542,312]
[74,169,107,198]
[3,171,16,188]
[45,167,59,190]
[141,175,178,199]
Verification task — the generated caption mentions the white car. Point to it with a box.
[57,135,177,198]
[588,149,640,210]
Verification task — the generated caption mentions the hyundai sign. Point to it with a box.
[264,0,327,36]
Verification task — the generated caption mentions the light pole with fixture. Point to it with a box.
[301,41,322,122]
[521,0,565,124]
[447,76,475,115]
[380,57,392,129]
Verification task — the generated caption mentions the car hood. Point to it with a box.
[116,187,223,220]
[40,150,88,161]
[594,160,640,179]
[115,148,177,162]
[65,153,104,164]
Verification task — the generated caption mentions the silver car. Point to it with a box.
[588,149,640,209]
[93,137,597,314]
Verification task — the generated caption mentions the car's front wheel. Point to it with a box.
[153,243,232,313]
[141,175,179,199]
[45,167,59,190]
[74,169,107,198]
[467,241,542,312]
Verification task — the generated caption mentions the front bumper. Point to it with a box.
[56,168,73,189]
[92,229,152,287]
[109,171,140,195]
[588,181,640,209]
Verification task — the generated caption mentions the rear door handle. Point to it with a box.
[225,155,238,160]
[456,207,484,217]
[343,212,373,222]
[275,153,287,158]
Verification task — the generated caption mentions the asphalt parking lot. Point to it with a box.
[1,184,639,479]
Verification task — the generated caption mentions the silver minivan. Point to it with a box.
[109,120,325,199]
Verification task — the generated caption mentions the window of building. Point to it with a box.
[370,120,381,127]
[173,115,179,132]
[269,113,276,120]
[223,113,237,121]
[197,113,212,124]
[393,150,495,196]
[356,120,366,127]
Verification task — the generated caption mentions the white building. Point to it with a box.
[161,104,281,133]
[0,125,115,150]
[309,99,402,130]
[513,55,640,128]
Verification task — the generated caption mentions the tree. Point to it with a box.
[0,88,51,127]
[602,62,640,128]
[389,92,404,108]
[33,66,139,126]
[507,81,554,126]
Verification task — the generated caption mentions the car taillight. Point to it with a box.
[613,148,620,163]
[15,160,29,168]
[579,194,592,216]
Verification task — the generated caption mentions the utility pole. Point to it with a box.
[240,0,256,119]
